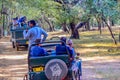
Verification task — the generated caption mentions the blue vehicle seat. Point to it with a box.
[30,46,46,57]
[56,44,68,55]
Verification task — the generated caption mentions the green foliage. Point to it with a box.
[0,0,120,29]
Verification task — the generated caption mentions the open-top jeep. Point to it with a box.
[25,40,82,80]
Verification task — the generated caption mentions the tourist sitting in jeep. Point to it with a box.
[56,37,74,60]
[30,40,46,57]
[67,39,76,61]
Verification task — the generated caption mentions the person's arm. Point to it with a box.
[41,28,48,42]
[67,46,74,61]
[23,29,31,39]
[30,47,34,57]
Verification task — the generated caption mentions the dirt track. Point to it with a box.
[0,37,120,80]
[0,37,27,80]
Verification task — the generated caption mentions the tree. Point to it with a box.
[93,0,119,44]
[55,0,83,39]
[0,0,120,42]
[76,0,120,44]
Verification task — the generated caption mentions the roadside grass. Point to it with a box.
[49,28,120,57]
[74,30,120,57]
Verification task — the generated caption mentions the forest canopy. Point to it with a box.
[0,0,120,43]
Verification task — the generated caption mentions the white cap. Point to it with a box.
[67,39,73,45]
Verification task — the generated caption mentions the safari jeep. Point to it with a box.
[10,27,29,51]
[25,40,82,80]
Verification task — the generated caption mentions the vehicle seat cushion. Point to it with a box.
[56,44,68,55]
[30,46,46,57]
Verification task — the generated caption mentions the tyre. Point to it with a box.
[12,42,15,48]
[23,74,28,80]
[45,59,68,80]
[16,46,19,51]
[72,70,81,80]
[25,45,28,50]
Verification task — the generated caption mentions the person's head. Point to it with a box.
[67,39,73,47]
[12,18,18,25]
[23,16,26,22]
[29,20,36,27]
[13,18,17,22]
[60,37,66,45]
[16,17,18,20]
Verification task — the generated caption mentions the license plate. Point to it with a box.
[26,41,29,44]
[33,67,44,72]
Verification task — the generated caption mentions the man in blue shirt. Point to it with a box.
[30,44,46,57]
[23,20,48,47]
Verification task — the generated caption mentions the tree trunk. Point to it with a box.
[51,21,55,31]
[111,20,114,26]
[1,14,3,37]
[102,17,117,45]
[0,28,2,38]
[2,14,5,37]
[102,21,105,28]
[96,17,102,34]
[85,21,90,31]
[44,16,54,32]
[98,21,102,34]
[62,22,69,33]
[107,18,111,27]
[70,22,79,39]
[39,18,45,30]
[1,0,4,37]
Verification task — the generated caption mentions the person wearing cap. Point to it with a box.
[18,16,27,27]
[67,39,76,60]
[67,39,82,76]
[23,20,48,47]
[60,37,67,45]
[12,17,19,29]
[55,37,73,60]
[67,39,82,75]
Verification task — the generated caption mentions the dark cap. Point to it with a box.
[13,18,17,20]
[60,37,66,45]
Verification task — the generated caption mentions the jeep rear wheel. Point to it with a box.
[45,59,68,80]
[12,42,15,48]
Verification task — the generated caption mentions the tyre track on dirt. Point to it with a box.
[0,37,27,80]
